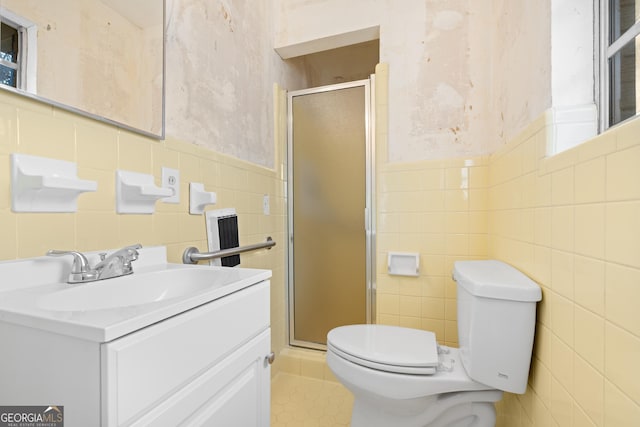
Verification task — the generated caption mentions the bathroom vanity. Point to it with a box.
[0,247,272,426]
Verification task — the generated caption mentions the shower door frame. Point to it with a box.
[286,78,376,350]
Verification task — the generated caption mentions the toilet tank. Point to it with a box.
[453,260,541,394]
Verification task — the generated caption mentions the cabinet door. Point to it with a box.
[131,329,271,427]
[101,281,270,426]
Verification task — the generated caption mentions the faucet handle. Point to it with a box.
[46,250,91,274]
[46,250,97,283]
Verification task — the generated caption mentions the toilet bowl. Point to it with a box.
[327,260,542,427]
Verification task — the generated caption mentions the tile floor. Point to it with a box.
[271,373,354,427]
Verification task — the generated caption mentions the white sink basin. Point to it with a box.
[37,268,230,311]
[0,246,272,342]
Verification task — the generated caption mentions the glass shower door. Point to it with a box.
[288,81,371,348]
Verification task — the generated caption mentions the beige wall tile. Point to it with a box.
[76,212,119,251]
[574,204,605,259]
[573,256,605,315]
[573,354,604,426]
[535,173,552,207]
[399,315,422,329]
[0,155,9,211]
[422,276,445,298]
[399,295,421,317]
[606,145,640,201]
[445,211,469,233]
[605,202,640,268]
[0,210,16,260]
[521,172,537,208]
[534,208,552,247]
[531,361,552,408]
[76,123,118,171]
[445,167,469,189]
[551,167,574,206]
[468,234,488,257]
[445,234,468,255]
[532,246,552,286]
[574,158,606,204]
[614,115,640,150]
[377,293,399,315]
[17,109,75,161]
[576,131,616,162]
[573,404,597,427]
[574,305,605,372]
[535,324,553,368]
[532,393,555,426]
[444,189,469,211]
[551,206,574,252]
[604,380,640,427]
[16,214,75,258]
[421,168,446,190]
[117,133,155,174]
[550,377,573,426]
[469,166,488,188]
[551,250,574,299]
[605,322,640,404]
[551,331,574,393]
[606,263,640,337]
[76,168,115,212]
[421,296,445,319]
[444,319,458,343]
[0,102,17,155]
[420,318,444,339]
[549,292,574,347]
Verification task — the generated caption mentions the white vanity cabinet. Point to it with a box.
[0,275,272,427]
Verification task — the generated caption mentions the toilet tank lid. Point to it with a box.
[453,260,542,302]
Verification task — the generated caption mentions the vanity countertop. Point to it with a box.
[0,247,271,342]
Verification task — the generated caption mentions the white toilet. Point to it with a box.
[327,260,542,427]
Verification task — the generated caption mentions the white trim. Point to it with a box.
[598,0,608,132]
[22,24,37,93]
[545,104,598,155]
[607,20,640,58]
[0,7,37,93]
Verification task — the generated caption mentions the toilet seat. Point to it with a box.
[327,324,439,375]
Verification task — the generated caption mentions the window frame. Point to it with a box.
[0,7,37,93]
[599,0,640,131]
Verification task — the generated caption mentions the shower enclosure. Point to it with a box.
[287,79,375,349]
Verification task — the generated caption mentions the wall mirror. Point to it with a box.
[0,0,164,138]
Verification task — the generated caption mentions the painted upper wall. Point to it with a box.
[275,0,556,162]
[490,0,552,144]
[164,0,306,169]
[275,0,498,161]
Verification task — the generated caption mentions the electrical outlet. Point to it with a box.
[161,167,180,203]
[263,194,270,215]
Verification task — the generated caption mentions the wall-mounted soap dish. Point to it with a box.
[10,153,98,213]
[189,182,217,215]
[116,170,172,214]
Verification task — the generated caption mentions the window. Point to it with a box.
[0,8,36,93]
[602,0,640,128]
[0,21,20,88]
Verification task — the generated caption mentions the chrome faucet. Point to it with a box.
[47,244,142,284]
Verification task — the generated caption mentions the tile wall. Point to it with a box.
[376,156,489,346]
[489,113,640,426]
[0,89,288,360]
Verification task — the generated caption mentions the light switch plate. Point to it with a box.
[161,167,180,203]
[263,194,270,215]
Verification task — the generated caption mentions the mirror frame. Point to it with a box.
[0,0,166,140]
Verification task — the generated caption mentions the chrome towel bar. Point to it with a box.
[182,237,276,264]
